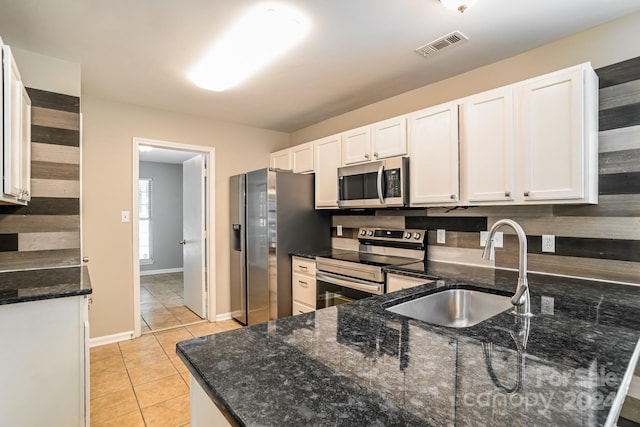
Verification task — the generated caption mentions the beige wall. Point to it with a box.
[290,12,640,145]
[82,96,289,338]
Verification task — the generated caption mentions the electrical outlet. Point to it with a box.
[542,234,555,253]
[337,225,343,236]
[437,229,446,244]
[480,231,503,248]
[493,232,503,248]
[541,296,555,315]
[121,210,130,223]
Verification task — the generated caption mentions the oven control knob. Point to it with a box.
[413,233,421,240]
[404,232,411,239]
[360,229,367,236]
[367,230,374,236]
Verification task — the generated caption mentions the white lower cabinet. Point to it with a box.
[292,256,316,314]
[0,295,89,426]
[387,273,433,293]
[191,377,233,427]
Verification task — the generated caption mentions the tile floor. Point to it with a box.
[140,273,203,332]
[90,320,243,427]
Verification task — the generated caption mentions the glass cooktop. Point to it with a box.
[320,250,420,268]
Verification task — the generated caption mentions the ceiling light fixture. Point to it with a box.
[189,3,310,92]
[440,0,477,13]
[138,146,154,152]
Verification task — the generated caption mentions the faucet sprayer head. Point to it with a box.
[482,239,495,261]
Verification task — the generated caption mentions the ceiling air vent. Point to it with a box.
[415,31,468,57]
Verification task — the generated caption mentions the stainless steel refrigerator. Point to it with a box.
[230,169,330,326]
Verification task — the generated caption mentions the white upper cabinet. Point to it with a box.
[314,134,341,209]
[409,102,460,206]
[1,44,31,205]
[270,148,291,171]
[342,117,408,166]
[341,126,372,165]
[460,86,515,204]
[372,116,407,160]
[291,141,314,174]
[517,63,598,204]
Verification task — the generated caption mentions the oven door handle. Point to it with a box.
[316,272,383,295]
[376,164,385,204]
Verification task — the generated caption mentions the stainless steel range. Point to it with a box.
[315,228,426,308]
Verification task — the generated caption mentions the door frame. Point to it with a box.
[131,137,216,337]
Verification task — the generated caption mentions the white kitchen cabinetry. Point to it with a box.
[291,141,314,173]
[517,63,598,204]
[292,256,316,314]
[314,134,341,209]
[270,148,291,171]
[460,87,515,204]
[409,102,460,206]
[341,116,408,166]
[341,125,372,165]
[0,296,89,426]
[386,273,433,293]
[372,116,407,160]
[1,44,31,205]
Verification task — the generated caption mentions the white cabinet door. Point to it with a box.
[291,142,314,173]
[517,65,597,203]
[314,134,341,209]
[460,87,515,204]
[409,102,460,206]
[342,126,372,165]
[372,116,407,160]
[270,148,291,170]
[20,84,31,202]
[3,45,22,199]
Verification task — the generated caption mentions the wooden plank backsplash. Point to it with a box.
[332,57,640,285]
[0,88,80,271]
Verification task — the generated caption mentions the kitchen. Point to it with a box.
[1,1,640,426]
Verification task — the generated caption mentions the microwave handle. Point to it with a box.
[377,164,385,204]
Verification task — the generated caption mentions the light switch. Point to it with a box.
[437,229,446,244]
[337,225,343,236]
[121,210,130,223]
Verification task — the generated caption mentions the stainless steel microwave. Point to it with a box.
[337,156,409,208]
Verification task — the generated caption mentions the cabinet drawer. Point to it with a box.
[293,273,316,307]
[292,257,316,275]
[292,301,315,315]
[387,274,433,293]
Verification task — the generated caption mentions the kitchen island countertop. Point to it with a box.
[177,261,640,426]
[0,266,92,305]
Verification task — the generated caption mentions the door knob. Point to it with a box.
[179,240,186,245]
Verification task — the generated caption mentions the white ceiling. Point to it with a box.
[1,0,639,133]
[139,147,199,164]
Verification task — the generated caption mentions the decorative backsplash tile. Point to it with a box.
[0,88,80,271]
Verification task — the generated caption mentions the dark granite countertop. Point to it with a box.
[289,249,334,260]
[177,262,640,426]
[0,266,92,305]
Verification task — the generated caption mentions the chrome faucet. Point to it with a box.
[482,219,532,317]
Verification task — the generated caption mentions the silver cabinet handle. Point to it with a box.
[299,266,308,271]
[373,152,378,158]
[364,153,370,160]
[179,240,186,245]
[450,194,456,200]
[505,191,511,197]
[524,191,530,197]
[298,280,308,287]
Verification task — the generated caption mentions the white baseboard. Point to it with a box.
[89,331,135,348]
[140,267,184,276]
[215,312,232,322]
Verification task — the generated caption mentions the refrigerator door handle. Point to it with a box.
[232,224,242,251]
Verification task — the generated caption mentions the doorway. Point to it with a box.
[132,137,216,337]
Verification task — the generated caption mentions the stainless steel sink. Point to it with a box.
[386,288,512,328]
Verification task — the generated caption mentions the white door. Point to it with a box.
[183,155,206,318]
